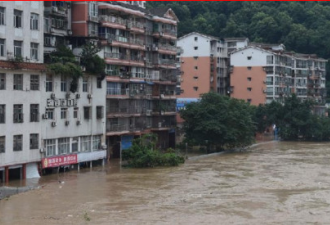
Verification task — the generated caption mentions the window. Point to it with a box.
[193,87,198,91]
[83,77,88,92]
[46,75,53,92]
[58,138,70,154]
[0,7,5,25]
[84,107,91,119]
[194,66,198,70]
[14,41,22,57]
[193,56,198,60]
[46,108,54,120]
[97,77,102,89]
[61,75,67,92]
[267,55,273,64]
[30,13,39,30]
[0,136,4,153]
[30,43,38,60]
[30,75,39,90]
[13,74,23,90]
[14,10,22,28]
[45,139,56,156]
[247,67,252,70]
[13,104,23,123]
[81,136,91,152]
[13,135,22,151]
[92,135,101,151]
[72,137,78,152]
[73,107,78,119]
[30,104,39,122]
[0,39,5,57]
[193,76,198,80]
[0,73,5,90]
[96,106,104,119]
[30,134,38,149]
[247,77,252,81]
[61,108,67,119]
[89,2,98,16]
[194,37,198,41]
[194,46,198,50]
[247,99,252,103]
[0,105,5,123]
[247,56,252,60]
[247,88,252,91]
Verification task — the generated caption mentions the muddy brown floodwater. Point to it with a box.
[2,141,330,224]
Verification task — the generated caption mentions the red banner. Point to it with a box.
[42,154,78,169]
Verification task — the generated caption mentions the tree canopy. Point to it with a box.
[180,92,256,150]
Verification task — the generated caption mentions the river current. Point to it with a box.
[1,141,330,224]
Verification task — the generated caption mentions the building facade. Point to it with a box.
[70,1,178,156]
[230,45,327,106]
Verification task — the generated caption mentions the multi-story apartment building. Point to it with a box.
[230,44,327,106]
[70,2,178,157]
[0,1,107,183]
[118,1,146,9]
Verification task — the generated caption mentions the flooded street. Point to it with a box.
[2,141,330,224]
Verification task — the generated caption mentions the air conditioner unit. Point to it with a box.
[146,110,152,116]
[180,78,184,82]
[76,120,81,126]
[87,94,92,99]
[76,93,80,99]
[160,111,165,115]
[42,114,48,119]
[263,90,267,93]
[65,121,70,126]
[40,148,44,153]
[51,93,56,99]
[158,122,162,128]
[51,121,57,127]
[263,81,267,84]
[52,6,58,12]
[101,144,107,150]
[66,93,71,99]
[160,94,165,99]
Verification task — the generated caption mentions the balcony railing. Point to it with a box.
[107,124,129,132]
[104,52,129,60]
[128,21,144,29]
[158,44,177,52]
[158,59,176,66]
[99,15,126,26]
[106,88,129,96]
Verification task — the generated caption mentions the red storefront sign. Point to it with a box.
[42,154,78,169]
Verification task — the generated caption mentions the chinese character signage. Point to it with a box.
[42,154,78,169]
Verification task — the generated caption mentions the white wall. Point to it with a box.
[177,34,211,57]
[230,47,270,67]
[0,2,44,63]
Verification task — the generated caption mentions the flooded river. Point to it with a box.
[1,141,330,224]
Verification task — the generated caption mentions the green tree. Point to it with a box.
[180,92,255,151]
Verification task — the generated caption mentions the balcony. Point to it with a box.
[44,6,68,17]
[156,59,176,69]
[151,117,176,130]
[106,88,129,96]
[158,44,177,55]
[127,21,145,33]
[107,124,129,133]
[99,15,126,29]
[153,28,177,40]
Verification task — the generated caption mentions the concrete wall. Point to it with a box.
[178,34,211,57]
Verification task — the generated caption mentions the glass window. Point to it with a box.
[46,75,53,92]
[13,104,23,123]
[14,41,22,57]
[84,107,90,119]
[46,108,54,120]
[30,104,39,122]
[0,136,5,153]
[92,135,101,151]
[13,135,22,151]
[30,75,39,90]
[30,43,38,60]
[14,10,22,28]
[13,74,23,90]
[0,7,5,25]
[0,73,5,90]
[80,136,91,152]
[58,138,70,154]
[73,107,78,119]
[30,133,38,149]
[72,137,78,152]
[96,106,103,119]
[0,39,5,57]
[83,77,88,92]
[45,139,56,156]
[30,13,39,30]
[61,108,67,119]
[89,2,98,17]
[0,105,5,123]
[61,75,67,92]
